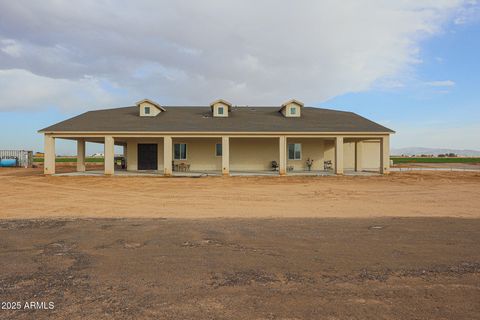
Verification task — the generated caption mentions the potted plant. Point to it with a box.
[306,158,314,171]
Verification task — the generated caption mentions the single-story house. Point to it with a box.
[38,99,394,176]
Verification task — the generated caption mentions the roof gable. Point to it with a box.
[210,99,232,111]
[281,99,304,108]
[136,99,166,112]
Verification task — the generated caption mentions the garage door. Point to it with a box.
[138,144,158,170]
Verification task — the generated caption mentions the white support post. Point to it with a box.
[163,136,172,176]
[355,140,363,172]
[335,136,344,175]
[44,134,55,175]
[104,136,115,175]
[279,136,286,175]
[123,144,127,169]
[222,136,230,175]
[380,135,390,174]
[126,140,137,171]
[77,139,86,172]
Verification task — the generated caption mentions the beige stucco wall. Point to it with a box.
[286,138,326,170]
[323,139,380,171]
[343,142,355,170]
[281,103,301,117]
[324,140,335,164]
[230,138,279,171]
[362,140,380,170]
[126,138,164,171]
[139,101,162,117]
[172,137,222,171]
[123,136,382,173]
[212,102,229,117]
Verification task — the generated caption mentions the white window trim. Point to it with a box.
[290,106,296,115]
[144,106,151,115]
[218,106,224,115]
[288,143,302,160]
[215,143,222,157]
[173,143,188,160]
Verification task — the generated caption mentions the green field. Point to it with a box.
[34,157,105,163]
[391,157,480,164]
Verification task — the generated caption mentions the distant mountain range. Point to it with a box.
[391,147,480,157]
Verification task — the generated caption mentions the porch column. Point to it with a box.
[104,136,115,175]
[44,134,55,175]
[334,136,344,175]
[163,136,172,176]
[126,140,137,171]
[279,136,286,175]
[77,138,86,172]
[123,144,127,169]
[354,140,363,172]
[380,135,390,174]
[222,136,230,175]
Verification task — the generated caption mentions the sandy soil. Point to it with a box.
[0,167,479,219]
[0,218,478,319]
[1,168,479,319]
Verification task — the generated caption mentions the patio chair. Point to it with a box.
[271,160,279,171]
[324,160,332,171]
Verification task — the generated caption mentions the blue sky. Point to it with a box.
[324,19,480,150]
[0,1,479,155]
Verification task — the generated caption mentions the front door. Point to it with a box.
[138,144,158,170]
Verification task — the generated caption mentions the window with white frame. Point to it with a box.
[290,107,296,115]
[144,106,151,115]
[174,143,187,160]
[288,143,301,160]
[215,143,222,156]
[218,106,224,115]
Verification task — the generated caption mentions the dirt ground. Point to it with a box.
[1,167,479,219]
[0,218,479,319]
[0,168,479,319]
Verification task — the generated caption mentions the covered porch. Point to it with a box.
[43,134,390,176]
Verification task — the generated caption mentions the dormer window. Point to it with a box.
[210,99,232,117]
[280,99,304,117]
[136,99,166,117]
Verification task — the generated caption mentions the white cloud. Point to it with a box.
[454,0,480,24]
[0,39,22,57]
[0,0,472,111]
[424,80,456,87]
[0,69,123,111]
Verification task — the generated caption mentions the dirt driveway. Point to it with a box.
[0,169,479,319]
[1,168,479,219]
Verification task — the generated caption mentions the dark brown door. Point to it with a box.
[138,144,158,170]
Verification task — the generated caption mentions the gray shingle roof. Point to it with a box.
[39,106,394,133]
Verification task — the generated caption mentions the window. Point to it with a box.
[144,106,150,115]
[215,143,222,156]
[174,143,187,160]
[218,106,224,115]
[288,143,301,160]
[290,107,296,115]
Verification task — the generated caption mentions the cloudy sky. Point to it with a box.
[0,0,479,154]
